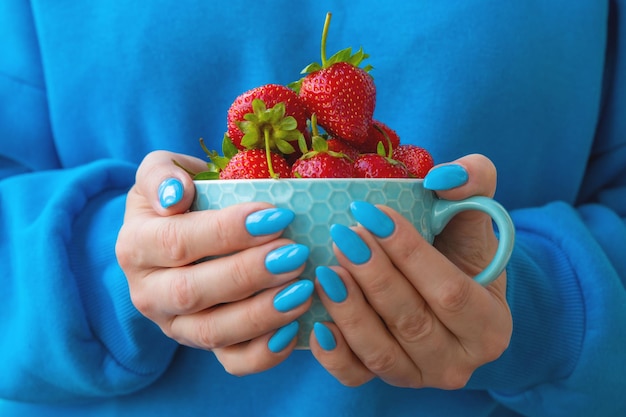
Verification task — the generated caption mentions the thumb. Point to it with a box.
[134,150,208,216]
[424,153,497,200]
[424,154,501,277]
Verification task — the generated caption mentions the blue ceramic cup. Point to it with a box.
[192,178,515,348]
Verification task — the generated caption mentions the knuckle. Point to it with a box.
[438,368,472,390]
[211,215,238,251]
[240,301,267,335]
[228,258,257,292]
[169,270,198,312]
[196,318,222,350]
[115,227,136,271]
[129,287,153,317]
[436,278,472,315]
[365,273,394,299]
[362,346,398,375]
[480,333,511,363]
[391,306,435,344]
[340,375,371,388]
[156,220,188,264]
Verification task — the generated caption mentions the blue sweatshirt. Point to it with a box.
[1,1,625,416]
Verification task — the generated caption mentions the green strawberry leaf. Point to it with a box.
[279,116,298,131]
[311,135,329,152]
[222,134,239,159]
[275,138,297,154]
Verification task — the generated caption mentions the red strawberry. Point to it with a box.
[219,149,292,179]
[326,137,360,161]
[360,120,401,154]
[291,115,354,178]
[291,13,375,146]
[226,84,309,154]
[392,144,434,178]
[353,153,409,178]
[291,152,354,178]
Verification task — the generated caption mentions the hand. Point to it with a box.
[310,154,512,389]
[115,151,313,375]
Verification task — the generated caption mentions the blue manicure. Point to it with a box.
[158,178,183,208]
[330,224,371,265]
[265,244,310,274]
[423,164,468,191]
[350,201,395,238]
[246,208,295,236]
[268,321,300,353]
[316,266,347,303]
[314,322,336,351]
[273,280,314,312]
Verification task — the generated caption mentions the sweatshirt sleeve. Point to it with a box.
[467,2,626,414]
[0,0,178,403]
[469,201,626,416]
[0,161,179,403]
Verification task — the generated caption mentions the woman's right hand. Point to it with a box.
[115,151,313,375]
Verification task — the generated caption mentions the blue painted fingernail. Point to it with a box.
[273,280,314,312]
[158,178,183,208]
[265,244,310,274]
[246,208,295,236]
[268,321,300,353]
[316,266,347,303]
[314,322,336,351]
[350,201,395,238]
[330,224,371,265]
[423,164,468,191]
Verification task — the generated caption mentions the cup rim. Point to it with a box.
[193,178,425,184]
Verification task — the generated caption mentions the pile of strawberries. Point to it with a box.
[192,13,434,180]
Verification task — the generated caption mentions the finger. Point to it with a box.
[133,150,209,216]
[370,208,512,357]
[167,280,313,350]
[423,154,503,278]
[424,153,497,200]
[314,266,423,388]
[119,202,284,269]
[131,239,308,318]
[328,228,471,386]
[309,322,375,387]
[212,334,295,377]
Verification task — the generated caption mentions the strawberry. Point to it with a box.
[353,153,409,178]
[360,120,401,154]
[291,13,375,146]
[326,137,360,161]
[291,151,354,178]
[392,144,434,178]
[219,148,292,179]
[226,84,309,153]
[291,117,354,178]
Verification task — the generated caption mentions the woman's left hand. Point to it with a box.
[310,154,512,389]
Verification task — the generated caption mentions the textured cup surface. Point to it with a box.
[192,179,438,347]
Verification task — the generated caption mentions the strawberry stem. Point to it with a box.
[264,128,278,178]
[320,12,332,67]
[311,113,320,137]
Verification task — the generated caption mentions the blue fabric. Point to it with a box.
[1,0,625,416]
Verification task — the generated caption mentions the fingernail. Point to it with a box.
[273,280,314,312]
[314,322,336,351]
[350,201,395,238]
[265,244,310,274]
[316,266,347,303]
[330,224,371,265]
[158,178,184,208]
[246,208,295,236]
[423,164,468,191]
[268,321,300,353]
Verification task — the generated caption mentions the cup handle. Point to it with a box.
[430,196,515,286]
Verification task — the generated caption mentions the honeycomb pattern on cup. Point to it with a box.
[192,179,433,347]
